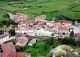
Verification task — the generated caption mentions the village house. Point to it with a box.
[0,33,10,44]
[15,24,33,34]
[46,21,54,27]
[51,22,61,33]
[33,21,45,30]
[25,19,36,26]
[1,42,16,57]
[16,33,30,39]
[33,25,43,30]
[58,26,69,35]
[35,15,46,22]
[16,37,28,47]
[13,13,28,22]
[28,38,37,46]
[62,20,72,27]
[16,33,30,47]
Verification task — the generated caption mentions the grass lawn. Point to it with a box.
[71,6,80,11]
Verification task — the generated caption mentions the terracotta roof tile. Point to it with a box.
[58,26,69,31]
[62,20,72,23]
[53,22,61,28]
[2,53,8,57]
[35,15,46,20]
[1,42,16,57]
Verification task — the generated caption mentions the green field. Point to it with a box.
[0,11,9,21]
[0,0,80,21]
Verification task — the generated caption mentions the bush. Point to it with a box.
[60,37,76,45]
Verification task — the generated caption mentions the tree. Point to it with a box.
[0,30,4,35]
[9,29,15,36]
[70,30,74,38]
[3,13,9,18]
[45,37,54,45]
[1,20,7,25]
[0,22,3,27]
[60,37,76,45]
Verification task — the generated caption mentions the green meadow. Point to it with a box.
[0,0,80,21]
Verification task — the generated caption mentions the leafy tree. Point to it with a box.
[70,30,74,38]
[0,22,3,27]
[0,30,4,35]
[9,29,15,36]
[3,13,9,18]
[1,20,7,25]
[45,37,54,45]
[60,37,76,45]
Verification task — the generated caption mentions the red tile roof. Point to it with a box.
[58,26,69,31]
[1,42,16,57]
[35,15,46,20]
[25,19,36,24]
[2,53,9,57]
[15,13,27,17]
[16,38,28,46]
[16,34,30,39]
[62,20,72,24]
[37,22,44,25]
[17,52,25,57]
[14,13,28,21]
[53,22,61,28]
[15,25,32,30]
